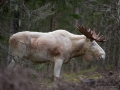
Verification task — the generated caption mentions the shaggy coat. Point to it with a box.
[9,30,105,78]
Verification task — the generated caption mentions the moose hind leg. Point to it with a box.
[8,43,27,68]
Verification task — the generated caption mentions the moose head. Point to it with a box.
[76,25,107,62]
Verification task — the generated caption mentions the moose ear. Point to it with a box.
[83,51,93,62]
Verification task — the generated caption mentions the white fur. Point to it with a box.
[9,30,105,78]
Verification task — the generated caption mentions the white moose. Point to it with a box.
[9,25,106,79]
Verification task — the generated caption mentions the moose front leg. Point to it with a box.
[54,58,63,80]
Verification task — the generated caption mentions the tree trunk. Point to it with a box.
[50,17,56,31]
[116,0,120,69]
[7,0,20,65]
[75,8,79,26]
[70,7,79,73]
[117,47,120,68]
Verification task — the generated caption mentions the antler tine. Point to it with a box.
[77,25,94,40]
[76,24,81,30]
[89,28,107,42]
[93,32,107,42]
[92,31,98,39]
[90,29,94,34]
[96,35,106,42]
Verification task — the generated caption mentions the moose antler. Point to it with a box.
[76,25,107,42]
[0,0,6,7]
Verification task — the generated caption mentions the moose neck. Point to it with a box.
[70,35,86,58]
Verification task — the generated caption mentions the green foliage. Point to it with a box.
[32,64,47,72]
[81,67,96,75]
[0,35,5,40]
[90,1,98,5]
[97,0,112,4]
[63,73,80,82]
[70,14,81,19]
[25,0,44,9]
[106,64,115,69]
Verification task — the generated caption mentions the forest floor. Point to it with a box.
[35,67,120,90]
[0,65,120,90]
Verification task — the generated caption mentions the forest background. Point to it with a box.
[0,0,120,78]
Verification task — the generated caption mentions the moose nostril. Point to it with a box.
[100,55,105,60]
